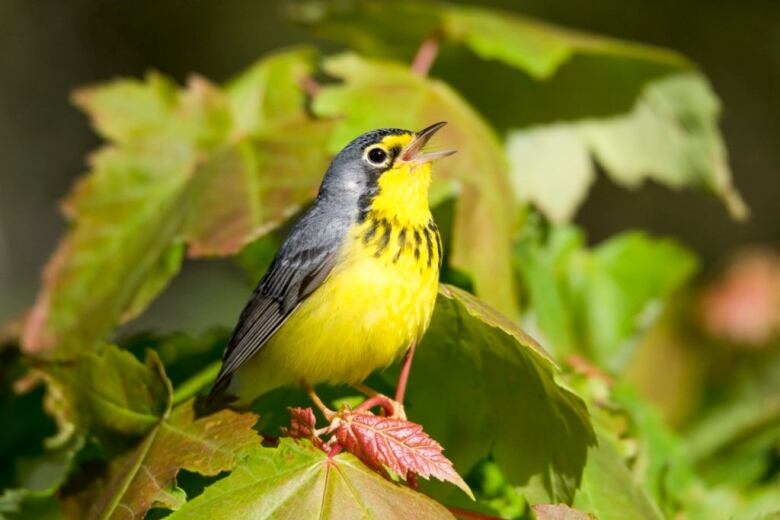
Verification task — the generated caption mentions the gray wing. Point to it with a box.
[207,206,347,400]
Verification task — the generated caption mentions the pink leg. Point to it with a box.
[394,339,417,404]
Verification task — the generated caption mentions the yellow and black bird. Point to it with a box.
[208,122,454,413]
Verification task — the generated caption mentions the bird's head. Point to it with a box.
[321,122,455,223]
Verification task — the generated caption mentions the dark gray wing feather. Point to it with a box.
[207,205,347,401]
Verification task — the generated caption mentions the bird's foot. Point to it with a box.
[302,380,337,421]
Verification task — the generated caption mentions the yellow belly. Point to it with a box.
[231,226,440,404]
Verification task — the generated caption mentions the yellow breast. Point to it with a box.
[232,220,441,403]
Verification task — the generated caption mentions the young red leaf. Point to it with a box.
[335,411,474,499]
[280,406,325,449]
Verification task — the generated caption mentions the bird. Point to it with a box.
[207,122,455,416]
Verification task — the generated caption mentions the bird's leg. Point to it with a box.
[348,340,418,421]
[394,339,417,408]
[352,382,381,398]
[302,380,336,421]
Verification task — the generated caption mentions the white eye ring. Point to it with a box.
[365,146,390,166]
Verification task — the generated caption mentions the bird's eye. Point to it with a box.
[366,147,388,165]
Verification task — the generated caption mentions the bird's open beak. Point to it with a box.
[401,121,456,164]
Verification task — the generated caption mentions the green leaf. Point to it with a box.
[182,122,332,257]
[168,438,454,520]
[121,242,185,323]
[507,73,747,222]
[506,125,594,222]
[515,225,698,370]
[608,385,698,513]
[38,344,170,444]
[22,49,331,355]
[573,431,665,520]
[225,47,318,136]
[684,351,780,488]
[22,143,196,356]
[440,4,685,80]
[293,0,687,79]
[394,285,595,504]
[76,400,260,520]
[313,53,520,317]
[294,0,688,129]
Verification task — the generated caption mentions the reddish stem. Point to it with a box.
[394,339,417,404]
[411,32,442,76]
[355,395,395,416]
[327,442,343,458]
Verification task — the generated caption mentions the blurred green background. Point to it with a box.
[1,0,778,332]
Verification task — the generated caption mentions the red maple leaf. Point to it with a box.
[335,411,474,499]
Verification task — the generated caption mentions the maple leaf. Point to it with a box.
[335,411,474,499]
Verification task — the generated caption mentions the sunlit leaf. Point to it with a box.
[168,439,454,520]
[75,399,260,520]
[507,73,747,222]
[313,53,520,317]
[506,125,594,222]
[182,120,332,257]
[22,49,331,355]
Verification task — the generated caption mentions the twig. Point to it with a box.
[411,31,442,76]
